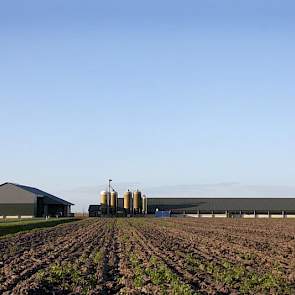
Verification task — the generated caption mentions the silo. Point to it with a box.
[123,190,132,214]
[100,191,108,215]
[110,191,118,214]
[133,190,142,214]
[142,194,147,214]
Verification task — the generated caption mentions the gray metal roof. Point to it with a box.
[3,183,74,206]
[146,197,295,212]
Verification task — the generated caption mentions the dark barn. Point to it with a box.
[0,182,73,218]
[146,198,295,218]
[88,205,101,217]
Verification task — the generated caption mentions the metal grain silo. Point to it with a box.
[124,190,132,213]
[110,191,118,214]
[142,194,147,214]
[100,191,108,215]
[100,191,108,206]
[133,190,142,214]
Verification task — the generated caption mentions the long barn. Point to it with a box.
[0,182,73,218]
[146,197,295,218]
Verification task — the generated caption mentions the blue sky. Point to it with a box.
[1,1,295,211]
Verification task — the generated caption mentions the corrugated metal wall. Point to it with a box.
[0,183,36,217]
[0,204,35,216]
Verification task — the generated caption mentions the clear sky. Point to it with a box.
[1,1,295,211]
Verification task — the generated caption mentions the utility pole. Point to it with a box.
[108,179,112,216]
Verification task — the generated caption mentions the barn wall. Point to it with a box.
[242,214,256,218]
[0,183,36,217]
[270,214,284,218]
[185,214,199,218]
[0,183,35,203]
[0,204,35,217]
[214,213,227,218]
[147,198,295,213]
[256,214,269,218]
[199,214,213,218]
[186,213,227,218]
[286,214,295,218]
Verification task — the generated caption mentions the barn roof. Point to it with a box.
[1,183,74,206]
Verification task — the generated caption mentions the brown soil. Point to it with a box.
[1,218,295,294]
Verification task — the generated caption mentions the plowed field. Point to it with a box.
[1,218,295,294]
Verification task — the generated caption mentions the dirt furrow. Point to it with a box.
[1,220,103,293]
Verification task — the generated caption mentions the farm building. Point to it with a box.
[0,182,74,218]
[88,205,101,217]
[146,198,295,218]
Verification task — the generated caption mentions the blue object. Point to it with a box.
[155,210,171,218]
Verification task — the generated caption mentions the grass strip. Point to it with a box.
[0,218,79,237]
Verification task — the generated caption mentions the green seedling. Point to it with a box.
[93,249,104,264]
